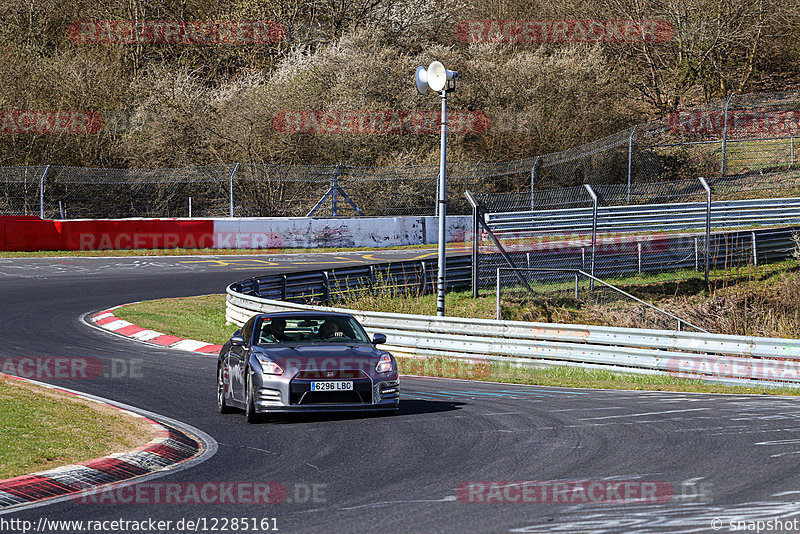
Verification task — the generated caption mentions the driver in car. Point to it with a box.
[267,318,292,342]
[318,319,344,339]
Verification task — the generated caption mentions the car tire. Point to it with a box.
[245,370,260,424]
[217,366,234,414]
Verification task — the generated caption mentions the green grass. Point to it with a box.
[115,295,233,346]
[400,357,800,396]
[0,377,156,479]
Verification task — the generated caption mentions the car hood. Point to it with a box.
[254,344,384,365]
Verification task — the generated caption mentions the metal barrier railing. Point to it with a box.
[225,288,800,389]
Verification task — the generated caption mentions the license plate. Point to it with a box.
[311,381,353,392]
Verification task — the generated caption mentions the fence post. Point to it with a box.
[38,165,50,219]
[583,184,598,288]
[331,164,341,217]
[699,177,711,289]
[720,93,735,177]
[495,268,502,320]
[792,137,795,165]
[637,242,642,274]
[574,272,579,299]
[627,125,637,204]
[466,191,481,297]
[530,156,539,210]
[228,163,239,217]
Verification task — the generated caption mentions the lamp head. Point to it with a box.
[414,66,429,95]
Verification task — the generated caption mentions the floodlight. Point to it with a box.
[412,59,459,316]
[415,66,429,95]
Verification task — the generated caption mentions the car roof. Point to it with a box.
[255,311,354,320]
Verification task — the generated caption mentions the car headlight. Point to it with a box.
[375,353,394,374]
[256,355,284,375]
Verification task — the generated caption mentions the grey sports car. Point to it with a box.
[217,311,400,423]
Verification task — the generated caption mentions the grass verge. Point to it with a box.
[0,377,157,479]
[114,293,800,397]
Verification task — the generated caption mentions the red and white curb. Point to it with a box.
[90,305,222,355]
[0,374,213,512]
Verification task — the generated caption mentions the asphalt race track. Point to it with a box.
[3,252,800,533]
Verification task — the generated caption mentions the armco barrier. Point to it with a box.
[230,256,472,302]
[226,284,800,389]
[487,197,800,233]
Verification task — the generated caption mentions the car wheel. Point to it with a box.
[217,366,234,414]
[245,370,260,424]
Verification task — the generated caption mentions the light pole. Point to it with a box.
[415,61,458,316]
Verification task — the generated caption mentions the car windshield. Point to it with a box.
[256,316,371,344]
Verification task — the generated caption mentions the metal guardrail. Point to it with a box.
[486,197,800,233]
[230,256,472,303]
[476,225,800,288]
[225,289,800,389]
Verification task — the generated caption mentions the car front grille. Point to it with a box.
[290,380,372,405]
[295,369,367,380]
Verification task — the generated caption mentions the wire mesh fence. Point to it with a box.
[0,91,797,219]
[494,268,706,332]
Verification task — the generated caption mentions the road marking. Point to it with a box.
[579,407,711,420]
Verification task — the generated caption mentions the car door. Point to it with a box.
[231,317,256,403]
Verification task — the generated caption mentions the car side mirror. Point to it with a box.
[372,333,387,345]
[230,334,246,347]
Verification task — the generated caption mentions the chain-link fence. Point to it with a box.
[0,160,535,219]
[0,91,797,219]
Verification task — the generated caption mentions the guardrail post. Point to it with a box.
[280,274,287,300]
[694,237,699,271]
[699,177,712,289]
[38,165,50,219]
[637,242,642,274]
[322,271,330,303]
[627,125,637,204]
[530,156,539,210]
[583,184,598,289]
[752,231,758,266]
[228,163,239,217]
[792,137,795,165]
[419,261,427,294]
[720,93,735,176]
